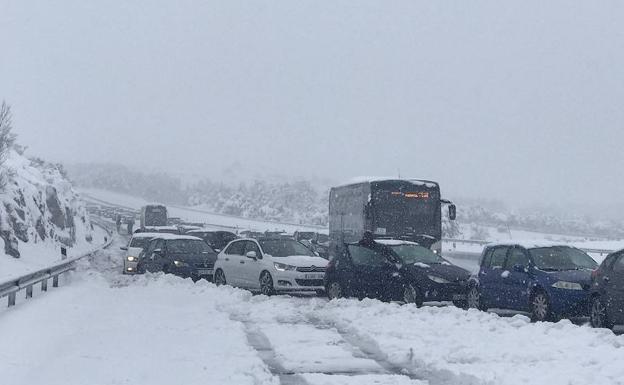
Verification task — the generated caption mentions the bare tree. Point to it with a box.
[0,101,16,163]
[0,101,17,189]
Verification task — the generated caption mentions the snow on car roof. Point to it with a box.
[338,177,439,188]
[131,232,162,239]
[375,239,421,246]
[148,234,203,241]
[144,226,179,231]
[486,240,579,249]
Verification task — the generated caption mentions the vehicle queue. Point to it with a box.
[111,178,624,333]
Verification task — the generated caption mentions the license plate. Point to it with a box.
[197,269,213,275]
[453,294,466,301]
[303,273,324,280]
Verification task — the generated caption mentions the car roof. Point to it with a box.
[375,239,421,246]
[148,234,203,241]
[143,226,179,231]
[131,232,162,239]
[485,240,578,250]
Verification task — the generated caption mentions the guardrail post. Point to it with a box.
[8,292,15,307]
[25,285,33,299]
[52,275,59,288]
[41,279,48,292]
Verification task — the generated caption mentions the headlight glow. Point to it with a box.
[174,260,189,267]
[274,262,297,271]
[428,275,450,284]
[552,281,583,290]
[127,256,137,262]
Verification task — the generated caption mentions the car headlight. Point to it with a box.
[127,256,137,262]
[551,281,583,290]
[173,260,190,267]
[274,262,297,271]
[428,275,450,284]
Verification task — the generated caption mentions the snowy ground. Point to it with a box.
[2,233,624,385]
[80,188,326,234]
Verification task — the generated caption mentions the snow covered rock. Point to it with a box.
[0,150,94,259]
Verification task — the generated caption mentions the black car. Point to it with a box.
[185,230,238,252]
[589,248,624,329]
[137,234,218,281]
[324,239,470,306]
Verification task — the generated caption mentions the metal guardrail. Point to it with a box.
[0,222,113,308]
[443,238,616,257]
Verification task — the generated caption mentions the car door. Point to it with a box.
[222,240,246,286]
[479,246,509,309]
[604,253,624,324]
[347,244,396,300]
[240,240,264,289]
[500,246,531,311]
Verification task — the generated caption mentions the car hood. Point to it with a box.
[269,255,329,268]
[404,262,471,282]
[539,268,593,285]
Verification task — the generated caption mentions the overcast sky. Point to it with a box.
[1,1,623,207]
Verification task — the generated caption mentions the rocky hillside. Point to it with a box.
[0,150,95,259]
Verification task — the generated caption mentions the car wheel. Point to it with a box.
[214,269,227,286]
[590,296,613,329]
[327,281,343,300]
[259,272,275,296]
[162,264,170,274]
[531,291,552,322]
[467,286,484,311]
[315,289,326,297]
[403,284,423,307]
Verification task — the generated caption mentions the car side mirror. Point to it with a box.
[448,204,457,221]
[246,251,258,260]
[120,246,128,251]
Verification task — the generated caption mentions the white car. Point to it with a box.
[213,237,328,295]
[120,232,160,274]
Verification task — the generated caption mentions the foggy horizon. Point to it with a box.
[2,1,623,210]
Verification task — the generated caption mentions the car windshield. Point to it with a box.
[167,240,214,254]
[259,239,315,258]
[529,246,598,271]
[389,244,445,264]
[129,237,151,249]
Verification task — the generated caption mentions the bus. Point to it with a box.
[140,204,168,229]
[328,179,456,255]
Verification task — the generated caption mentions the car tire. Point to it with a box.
[162,264,170,274]
[453,299,469,310]
[327,281,344,300]
[214,269,227,286]
[259,271,275,296]
[590,295,613,329]
[403,284,423,307]
[467,286,486,311]
[315,289,326,297]
[530,290,552,322]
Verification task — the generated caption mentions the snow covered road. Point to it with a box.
[2,238,624,385]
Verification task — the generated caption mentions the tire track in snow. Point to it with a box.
[305,313,488,385]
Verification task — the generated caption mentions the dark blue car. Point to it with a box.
[467,242,598,321]
[324,239,470,306]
